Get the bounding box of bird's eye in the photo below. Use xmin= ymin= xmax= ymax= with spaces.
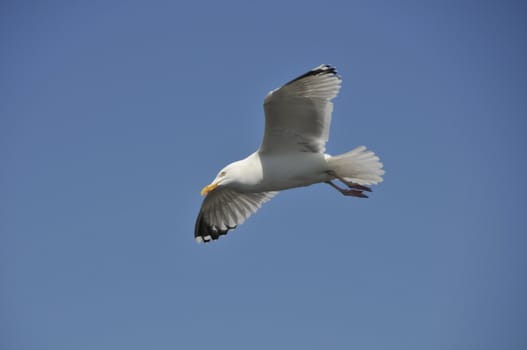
xmin=219 ymin=171 xmax=226 ymax=177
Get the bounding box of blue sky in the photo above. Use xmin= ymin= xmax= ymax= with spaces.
xmin=1 ymin=1 xmax=526 ymax=349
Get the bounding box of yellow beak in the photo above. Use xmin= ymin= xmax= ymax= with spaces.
xmin=201 ymin=182 xmax=218 ymax=196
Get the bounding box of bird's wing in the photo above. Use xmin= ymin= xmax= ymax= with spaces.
xmin=195 ymin=188 xmax=278 ymax=243
xmin=260 ymin=64 xmax=342 ymax=154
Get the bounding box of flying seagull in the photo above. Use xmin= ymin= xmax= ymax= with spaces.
xmin=195 ymin=64 xmax=384 ymax=243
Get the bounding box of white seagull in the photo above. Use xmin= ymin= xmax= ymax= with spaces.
xmin=195 ymin=64 xmax=384 ymax=243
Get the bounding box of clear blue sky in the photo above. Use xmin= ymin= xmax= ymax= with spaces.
xmin=2 ymin=1 xmax=526 ymax=349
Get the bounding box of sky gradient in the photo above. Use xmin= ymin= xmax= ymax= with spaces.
xmin=2 ymin=1 xmax=526 ymax=349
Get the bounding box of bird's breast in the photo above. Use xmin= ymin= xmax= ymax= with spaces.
xmin=253 ymin=152 xmax=330 ymax=192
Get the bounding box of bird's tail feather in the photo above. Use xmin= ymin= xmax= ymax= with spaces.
xmin=327 ymin=146 xmax=385 ymax=185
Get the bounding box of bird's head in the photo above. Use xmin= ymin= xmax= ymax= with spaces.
xmin=201 ymin=162 xmax=239 ymax=196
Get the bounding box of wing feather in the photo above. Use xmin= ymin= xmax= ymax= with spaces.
xmin=195 ymin=188 xmax=278 ymax=243
xmin=260 ymin=64 xmax=342 ymax=153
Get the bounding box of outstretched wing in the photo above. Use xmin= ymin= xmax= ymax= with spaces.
xmin=260 ymin=64 xmax=342 ymax=154
xmin=195 ymin=188 xmax=278 ymax=243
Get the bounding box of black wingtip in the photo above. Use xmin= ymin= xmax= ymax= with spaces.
xmin=285 ymin=64 xmax=340 ymax=86
xmin=313 ymin=64 xmax=337 ymax=75
xmin=194 ymin=211 xmax=235 ymax=243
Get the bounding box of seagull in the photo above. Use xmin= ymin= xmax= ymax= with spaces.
xmin=195 ymin=64 xmax=384 ymax=243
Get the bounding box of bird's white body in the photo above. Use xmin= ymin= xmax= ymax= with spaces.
xmin=195 ymin=65 xmax=385 ymax=243
xmin=225 ymin=151 xmax=331 ymax=193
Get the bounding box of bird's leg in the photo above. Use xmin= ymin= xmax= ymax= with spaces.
xmin=325 ymin=181 xmax=369 ymax=198
xmin=326 ymin=171 xmax=372 ymax=192
xmin=341 ymin=180 xmax=372 ymax=192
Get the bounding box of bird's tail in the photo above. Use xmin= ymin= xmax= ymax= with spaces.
xmin=327 ymin=146 xmax=385 ymax=185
